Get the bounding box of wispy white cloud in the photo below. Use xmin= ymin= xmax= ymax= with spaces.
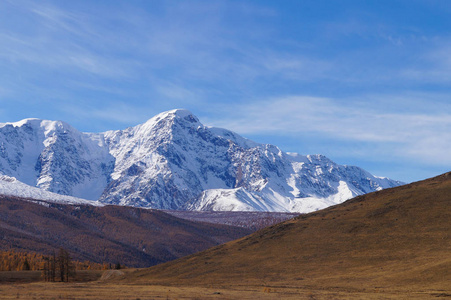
xmin=155 ymin=82 xmax=197 ymax=100
xmin=205 ymin=94 xmax=451 ymax=165
xmin=4 ymin=0 xmax=444 ymax=95
xmin=401 ymin=42 xmax=451 ymax=83
xmin=0 ymin=1 xmax=135 ymax=78
xmin=29 ymin=5 xmax=91 ymax=37
xmin=58 ymin=101 xmax=156 ymax=131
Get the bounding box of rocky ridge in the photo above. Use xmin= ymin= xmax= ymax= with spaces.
xmin=0 ymin=109 xmax=403 ymax=212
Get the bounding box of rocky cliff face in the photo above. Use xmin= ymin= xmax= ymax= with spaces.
xmin=0 ymin=109 xmax=403 ymax=212
xmin=0 ymin=119 xmax=113 ymax=200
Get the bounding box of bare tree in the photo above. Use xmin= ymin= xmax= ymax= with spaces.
xmin=51 ymin=251 xmax=56 ymax=282
xmin=42 ymin=251 xmax=57 ymax=282
xmin=43 ymin=256 xmax=49 ymax=281
xmin=57 ymin=248 xmax=74 ymax=282
xmin=42 ymin=248 xmax=74 ymax=282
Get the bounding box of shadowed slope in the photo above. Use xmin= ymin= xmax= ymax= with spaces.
xmin=127 ymin=172 xmax=451 ymax=292
xmin=0 ymin=196 xmax=251 ymax=267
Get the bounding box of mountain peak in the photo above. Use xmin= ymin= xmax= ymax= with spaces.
xmin=130 ymin=109 xmax=200 ymax=139
xmin=0 ymin=118 xmax=75 ymax=135
xmin=149 ymin=109 xmax=197 ymax=122
xmin=157 ymin=109 xmax=200 ymax=124
xmin=169 ymin=108 xmax=196 ymax=117
xmin=0 ymin=118 xmax=42 ymax=129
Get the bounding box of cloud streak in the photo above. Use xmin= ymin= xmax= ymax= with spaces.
xmin=206 ymin=94 xmax=451 ymax=166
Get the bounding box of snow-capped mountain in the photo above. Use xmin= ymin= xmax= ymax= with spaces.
xmin=0 ymin=109 xmax=403 ymax=212
xmin=0 ymin=119 xmax=113 ymax=200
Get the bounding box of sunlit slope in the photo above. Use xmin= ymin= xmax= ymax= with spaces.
xmin=128 ymin=172 xmax=451 ymax=291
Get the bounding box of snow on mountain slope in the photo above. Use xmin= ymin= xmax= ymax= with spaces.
xmin=190 ymin=188 xmax=271 ymax=212
xmin=0 ymin=175 xmax=102 ymax=206
xmin=97 ymin=109 xmax=267 ymax=209
xmin=96 ymin=109 xmax=403 ymax=212
xmin=0 ymin=119 xmax=114 ymax=200
xmin=0 ymin=109 xmax=404 ymax=212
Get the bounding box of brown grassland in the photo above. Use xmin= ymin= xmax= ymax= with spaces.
xmin=0 ymin=172 xmax=450 ymax=299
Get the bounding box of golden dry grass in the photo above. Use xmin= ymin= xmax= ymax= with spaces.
xmin=1 ymin=280 xmax=447 ymax=299
xmin=123 ymin=172 xmax=451 ymax=297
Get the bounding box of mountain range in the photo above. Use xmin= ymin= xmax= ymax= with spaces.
xmin=0 ymin=109 xmax=403 ymax=212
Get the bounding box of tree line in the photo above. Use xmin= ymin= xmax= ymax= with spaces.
xmin=0 ymin=248 xmax=115 ymax=274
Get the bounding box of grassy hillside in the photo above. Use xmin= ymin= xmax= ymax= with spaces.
xmin=127 ymin=172 xmax=451 ymax=293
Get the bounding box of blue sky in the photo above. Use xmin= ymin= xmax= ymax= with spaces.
xmin=0 ymin=0 xmax=450 ymax=183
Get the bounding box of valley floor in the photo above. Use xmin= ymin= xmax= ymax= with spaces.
xmin=0 ymin=275 xmax=449 ymax=300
